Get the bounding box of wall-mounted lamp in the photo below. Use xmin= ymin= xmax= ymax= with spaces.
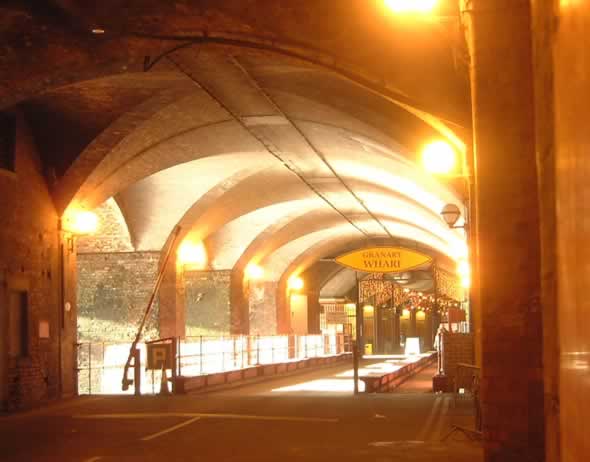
xmin=62 ymin=210 xmax=99 ymax=235
xmin=245 ymin=263 xmax=265 ymax=281
xmin=177 ymin=239 xmax=207 ymax=268
xmin=441 ymin=203 xmax=468 ymax=230
xmin=384 ymin=0 xmax=438 ymax=14
xmin=62 ymin=210 xmax=99 ymax=252
xmin=422 ymin=140 xmax=457 ymax=175
xmin=288 ymin=276 xmax=304 ymax=291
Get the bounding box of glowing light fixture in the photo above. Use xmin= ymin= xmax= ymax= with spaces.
xmin=288 ymin=276 xmax=304 ymax=291
xmin=421 ymin=140 xmax=457 ymax=175
xmin=401 ymin=308 xmax=411 ymax=320
xmin=63 ymin=210 xmax=99 ymax=235
xmin=177 ymin=240 xmax=207 ymax=267
xmin=461 ymin=274 xmax=471 ymax=289
xmin=245 ymin=263 xmax=265 ymax=280
xmin=384 ymin=0 xmax=438 ymax=14
xmin=363 ymin=305 xmax=374 ymax=315
xmin=416 ymin=310 xmax=426 ymax=321
xmin=457 ymin=259 xmax=470 ymax=278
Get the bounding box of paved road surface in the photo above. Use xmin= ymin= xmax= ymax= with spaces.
xmin=0 ymin=362 xmax=482 ymax=461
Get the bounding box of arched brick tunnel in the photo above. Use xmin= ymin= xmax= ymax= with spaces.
xmin=1 ymin=1 xmax=587 ymax=461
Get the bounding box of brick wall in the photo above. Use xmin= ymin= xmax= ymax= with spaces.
xmin=0 ymin=110 xmax=69 ymax=411
xmin=77 ymin=251 xmax=160 ymax=342
xmin=442 ymin=332 xmax=474 ymax=386
xmin=249 ymin=281 xmax=278 ymax=335
xmin=184 ymin=270 xmax=231 ymax=337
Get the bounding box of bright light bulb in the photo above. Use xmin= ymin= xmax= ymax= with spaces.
xmin=177 ymin=240 xmax=207 ymax=267
xmin=461 ymin=274 xmax=471 ymax=289
xmin=421 ymin=140 xmax=457 ymax=175
xmin=457 ymin=259 xmax=470 ymax=278
xmin=288 ymin=276 xmax=304 ymax=291
xmin=384 ymin=0 xmax=437 ymax=13
xmin=63 ymin=210 xmax=99 ymax=235
xmin=401 ymin=308 xmax=411 ymax=319
xmin=245 ymin=263 xmax=265 ymax=280
xmin=363 ymin=305 xmax=374 ymax=314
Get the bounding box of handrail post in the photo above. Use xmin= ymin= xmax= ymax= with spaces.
xmin=257 ymin=335 xmax=260 ymax=365
xmin=133 ymin=347 xmax=141 ymax=396
xmin=88 ymin=343 xmax=92 ymax=395
xmin=200 ymin=336 xmax=203 ymax=375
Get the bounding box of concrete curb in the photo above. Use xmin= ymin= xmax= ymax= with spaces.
xmin=361 ymin=353 xmax=438 ymax=393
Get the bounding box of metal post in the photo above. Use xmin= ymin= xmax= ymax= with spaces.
xmin=88 ymin=343 xmax=92 ymax=395
xmin=133 ymin=348 xmax=141 ymax=396
xmin=221 ymin=335 xmax=225 ymax=372
xmin=352 ymin=340 xmax=359 ymax=395
xmin=355 ymin=272 xmax=364 ymax=357
xmin=177 ymin=337 xmax=182 ymax=377
xmin=172 ymin=338 xmax=178 ymax=394
xmin=200 ymin=336 xmax=203 ymax=375
xmin=101 ymin=342 xmax=105 ymax=394
xmin=256 ymin=335 xmax=260 ymax=365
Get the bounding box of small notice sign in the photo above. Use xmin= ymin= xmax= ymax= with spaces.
xmin=335 ymin=247 xmax=432 ymax=273
xmin=146 ymin=341 xmax=174 ymax=370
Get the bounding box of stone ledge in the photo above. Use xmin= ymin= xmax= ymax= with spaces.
xmin=175 ymin=353 xmax=352 ymax=394
xmin=360 ymin=353 xmax=438 ymax=393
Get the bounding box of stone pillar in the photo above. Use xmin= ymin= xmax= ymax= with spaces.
xmin=463 ymin=1 xmax=544 ymax=460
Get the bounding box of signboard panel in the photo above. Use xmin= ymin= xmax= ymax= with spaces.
xmin=146 ymin=341 xmax=174 ymax=370
xmin=335 ymin=247 xmax=432 ymax=273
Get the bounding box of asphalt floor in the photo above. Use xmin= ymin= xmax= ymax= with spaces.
xmin=0 ymin=361 xmax=483 ymax=461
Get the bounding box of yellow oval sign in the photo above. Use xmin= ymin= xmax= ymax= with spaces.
xmin=335 ymin=247 xmax=432 ymax=273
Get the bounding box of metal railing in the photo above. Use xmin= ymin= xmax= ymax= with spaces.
xmin=77 ymin=333 xmax=351 ymax=395
xmin=454 ymin=363 xmax=482 ymax=432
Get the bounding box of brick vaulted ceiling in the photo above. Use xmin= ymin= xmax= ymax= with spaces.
xmin=2 ymin=0 xmax=469 ymax=287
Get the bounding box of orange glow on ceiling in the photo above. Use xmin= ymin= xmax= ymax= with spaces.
xmin=384 ymin=0 xmax=438 ymax=14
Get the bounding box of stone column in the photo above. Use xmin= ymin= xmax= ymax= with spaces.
xmin=463 ymin=1 xmax=544 ymax=460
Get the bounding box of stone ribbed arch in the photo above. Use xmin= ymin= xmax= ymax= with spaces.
xmin=53 ymin=79 xmax=196 ymax=213
xmin=50 ymin=44 xmax=466 ymax=216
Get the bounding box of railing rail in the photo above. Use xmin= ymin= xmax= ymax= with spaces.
xmin=76 ymin=333 xmax=351 ymax=395
xmin=454 ymin=362 xmax=482 ymax=432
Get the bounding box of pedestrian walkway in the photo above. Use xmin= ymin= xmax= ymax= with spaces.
xmin=394 ymin=363 xmax=438 ymax=394
xmin=0 ymin=355 xmax=482 ymax=461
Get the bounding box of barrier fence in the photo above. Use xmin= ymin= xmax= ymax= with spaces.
xmin=77 ymin=333 xmax=351 ymax=395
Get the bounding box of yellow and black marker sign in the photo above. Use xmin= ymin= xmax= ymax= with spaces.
xmin=335 ymin=247 xmax=432 ymax=273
